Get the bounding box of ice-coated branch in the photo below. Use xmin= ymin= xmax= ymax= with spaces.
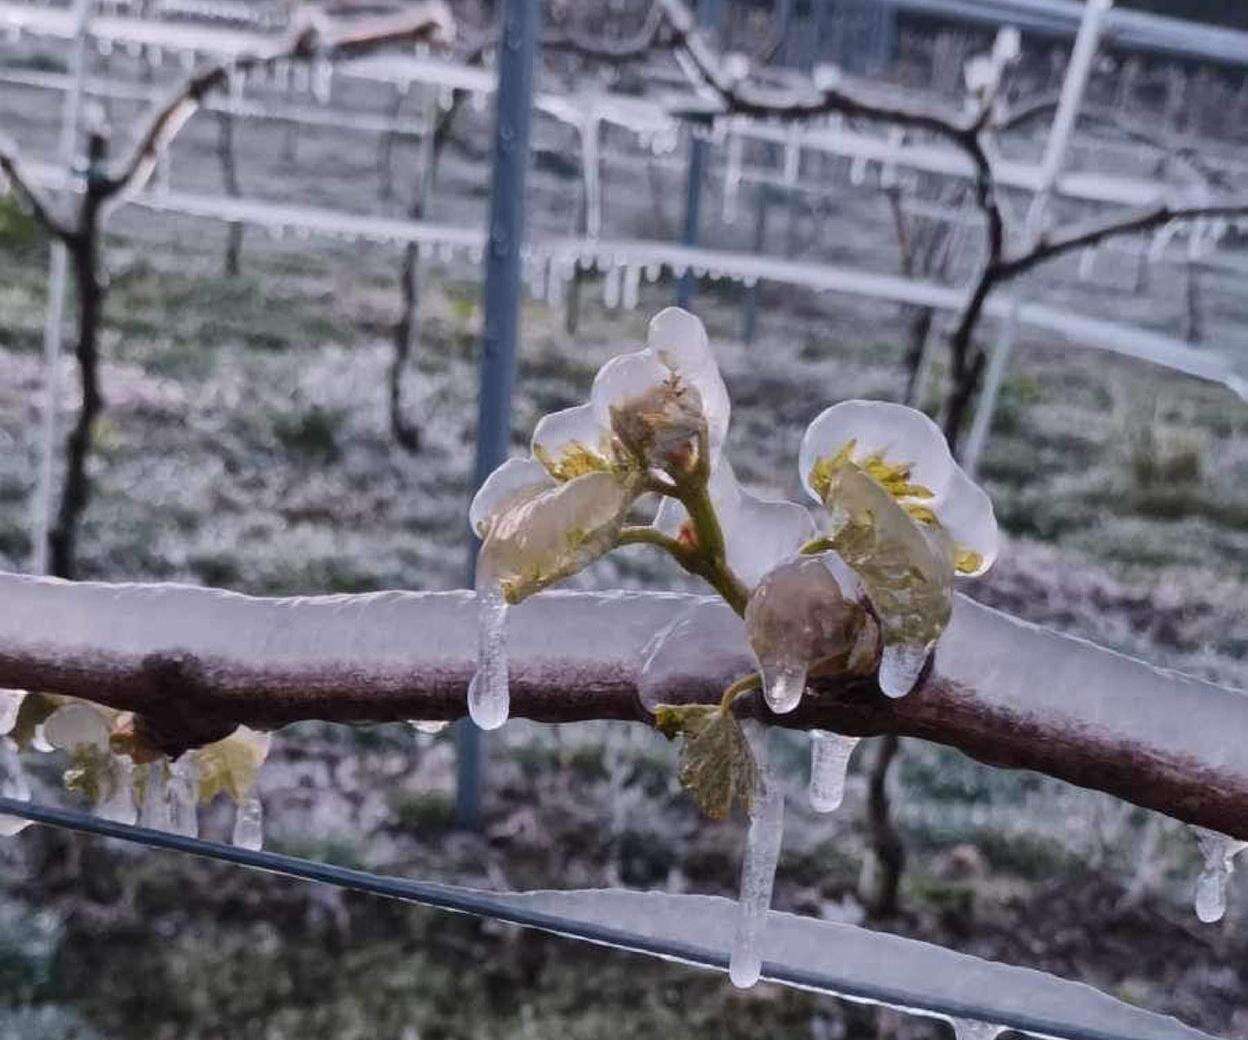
xmin=996 ymin=199 xmax=1248 ymax=282
xmin=2 ymin=572 xmax=1246 ymax=840
xmin=103 ymin=3 xmax=454 ymax=199
xmin=0 ymin=131 xmax=72 ymax=240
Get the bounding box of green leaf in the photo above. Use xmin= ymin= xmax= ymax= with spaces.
xmin=677 ymin=708 xmax=758 ymax=821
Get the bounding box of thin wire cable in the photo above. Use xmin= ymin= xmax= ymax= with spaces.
xmin=0 ymin=796 xmax=1199 ymax=1040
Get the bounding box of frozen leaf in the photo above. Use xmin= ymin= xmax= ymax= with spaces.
xmin=677 ymin=708 xmax=759 ymax=821
xmin=195 ymin=726 xmax=272 ymax=804
xmin=478 ymin=470 xmax=640 ymax=604
xmin=824 ymin=465 xmax=954 ymax=697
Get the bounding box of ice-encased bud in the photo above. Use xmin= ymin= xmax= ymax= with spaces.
xmin=645 ymin=307 xmax=730 ymax=458
xmin=654 ymin=460 xmax=815 ymax=590
xmin=44 ymin=702 xmax=110 ymax=752
xmin=808 ymin=730 xmax=860 ymax=813
xmin=729 ymin=721 xmax=784 ymax=988
xmin=468 ymin=576 xmax=510 ymax=731
xmin=638 ymin=602 xmax=754 ymax=715
xmin=599 ymin=361 xmax=708 ymax=478
xmin=232 ymin=794 xmax=264 ymax=850
xmin=477 ymin=470 xmax=638 ymax=604
xmin=745 ymin=556 xmax=868 ymax=714
xmin=820 ymin=465 xmax=953 ymax=698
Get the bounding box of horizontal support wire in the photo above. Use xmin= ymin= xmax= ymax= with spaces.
xmin=0 ymin=796 xmax=1215 ymax=1040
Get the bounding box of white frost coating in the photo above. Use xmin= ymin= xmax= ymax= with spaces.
xmin=879 ymin=643 xmax=929 ymax=700
xmin=0 ymin=739 xmax=31 ymax=837
xmin=232 ymin=794 xmax=264 ymax=851
xmin=167 ymin=755 xmax=199 ymax=837
xmin=468 ymin=578 xmax=509 ymax=731
xmin=506 ymin=887 xmax=1218 ymax=1040
xmin=809 ymin=731 xmax=860 ymax=813
xmin=1191 ymin=827 xmax=1247 ymax=924
xmin=140 ymin=761 xmax=172 ymax=832
xmin=730 ymin=723 xmax=784 ymax=989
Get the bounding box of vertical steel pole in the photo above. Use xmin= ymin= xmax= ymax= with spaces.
xmin=30 ymin=0 xmax=93 ymax=575
xmin=676 ymin=0 xmax=719 ymax=309
xmin=457 ymin=0 xmax=540 ymax=831
xmin=961 ymin=0 xmax=1111 ymax=478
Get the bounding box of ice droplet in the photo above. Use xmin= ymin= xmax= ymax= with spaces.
xmin=879 ymin=642 xmax=929 ymax=698
xmin=140 ymin=761 xmax=173 ymax=831
xmin=761 ymin=662 xmax=806 ymax=715
xmin=1192 ymin=827 xmax=1247 ymax=923
xmin=167 ymin=755 xmax=199 ymax=838
xmin=0 ymin=738 xmax=31 ymax=837
xmin=808 ymin=731 xmax=860 ymax=813
xmin=730 ymin=723 xmax=784 ymax=989
xmin=949 ymin=1019 xmax=1004 ymax=1040
xmin=468 ymin=578 xmax=510 ymax=731
xmin=232 ymin=795 xmax=264 ymax=851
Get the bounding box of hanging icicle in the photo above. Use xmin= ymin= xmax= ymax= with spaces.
xmin=808 ymin=731 xmax=860 ymax=813
xmin=232 ymin=794 xmax=264 ymax=850
xmin=1192 ymin=826 xmax=1247 ymax=923
xmin=468 ymin=575 xmax=510 ymax=731
xmin=729 ymin=723 xmax=784 ymax=989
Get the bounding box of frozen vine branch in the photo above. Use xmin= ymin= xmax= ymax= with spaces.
xmin=2 ymin=572 xmax=1246 ymax=842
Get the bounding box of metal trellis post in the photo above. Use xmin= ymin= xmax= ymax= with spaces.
xmin=960 ymin=0 xmax=1112 ymax=479
xmin=458 ymin=0 xmax=541 ymax=831
xmin=30 ymin=0 xmax=93 ymax=575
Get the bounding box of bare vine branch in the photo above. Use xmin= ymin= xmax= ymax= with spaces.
xmin=0 ymin=132 xmax=72 ymax=240
xmin=103 ymin=3 xmax=454 ymax=200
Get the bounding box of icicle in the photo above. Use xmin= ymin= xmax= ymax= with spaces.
xmin=622 ymin=265 xmax=641 ymax=310
xmin=1192 ymin=827 xmax=1247 ymax=923
xmin=603 ymin=264 xmax=622 ymax=309
xmin=948 ymin=1019 xmax=1005 ymax=1040
xmin=468 ymin=577 xmax=510 ymax=730
xmin=167 ymin=755 xmax=198 ymax=837
xmin=139 ymin=760 xmax=173 ymax=831
xmin=849 ymin=155 xmax=868 ymax=186
xmin=808 ymin=731 xmax=860 ymax=813
xmin=0 ymin=738 xmax=31 ymax=837
xmin=730 ymin=723 xmax=784 ymax=989
xmin=723 ymin=133 xmax=743 ymax=223
xmin=879 ymin=642 xmax=930 ymax=699
xmin=1077 ymin=244 xmax=1098 ymax=281
xmin=644 ymin=262 xmax=662 ymax=283
xmin=232 ymin=795 xmax=264 ymax=851
xmin=408 ymin=720 xmax=448 ymax=735
xmin=95 ymin=757 xmax=136 ymax=825
xmin=760 ymin=661 xmax=806 ymax=715
xmin=312 ymin=61 xmax=333 ymax=105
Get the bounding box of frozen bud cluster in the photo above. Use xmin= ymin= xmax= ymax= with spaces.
xmin=744 ymin=556 xmax=871 ymax=714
